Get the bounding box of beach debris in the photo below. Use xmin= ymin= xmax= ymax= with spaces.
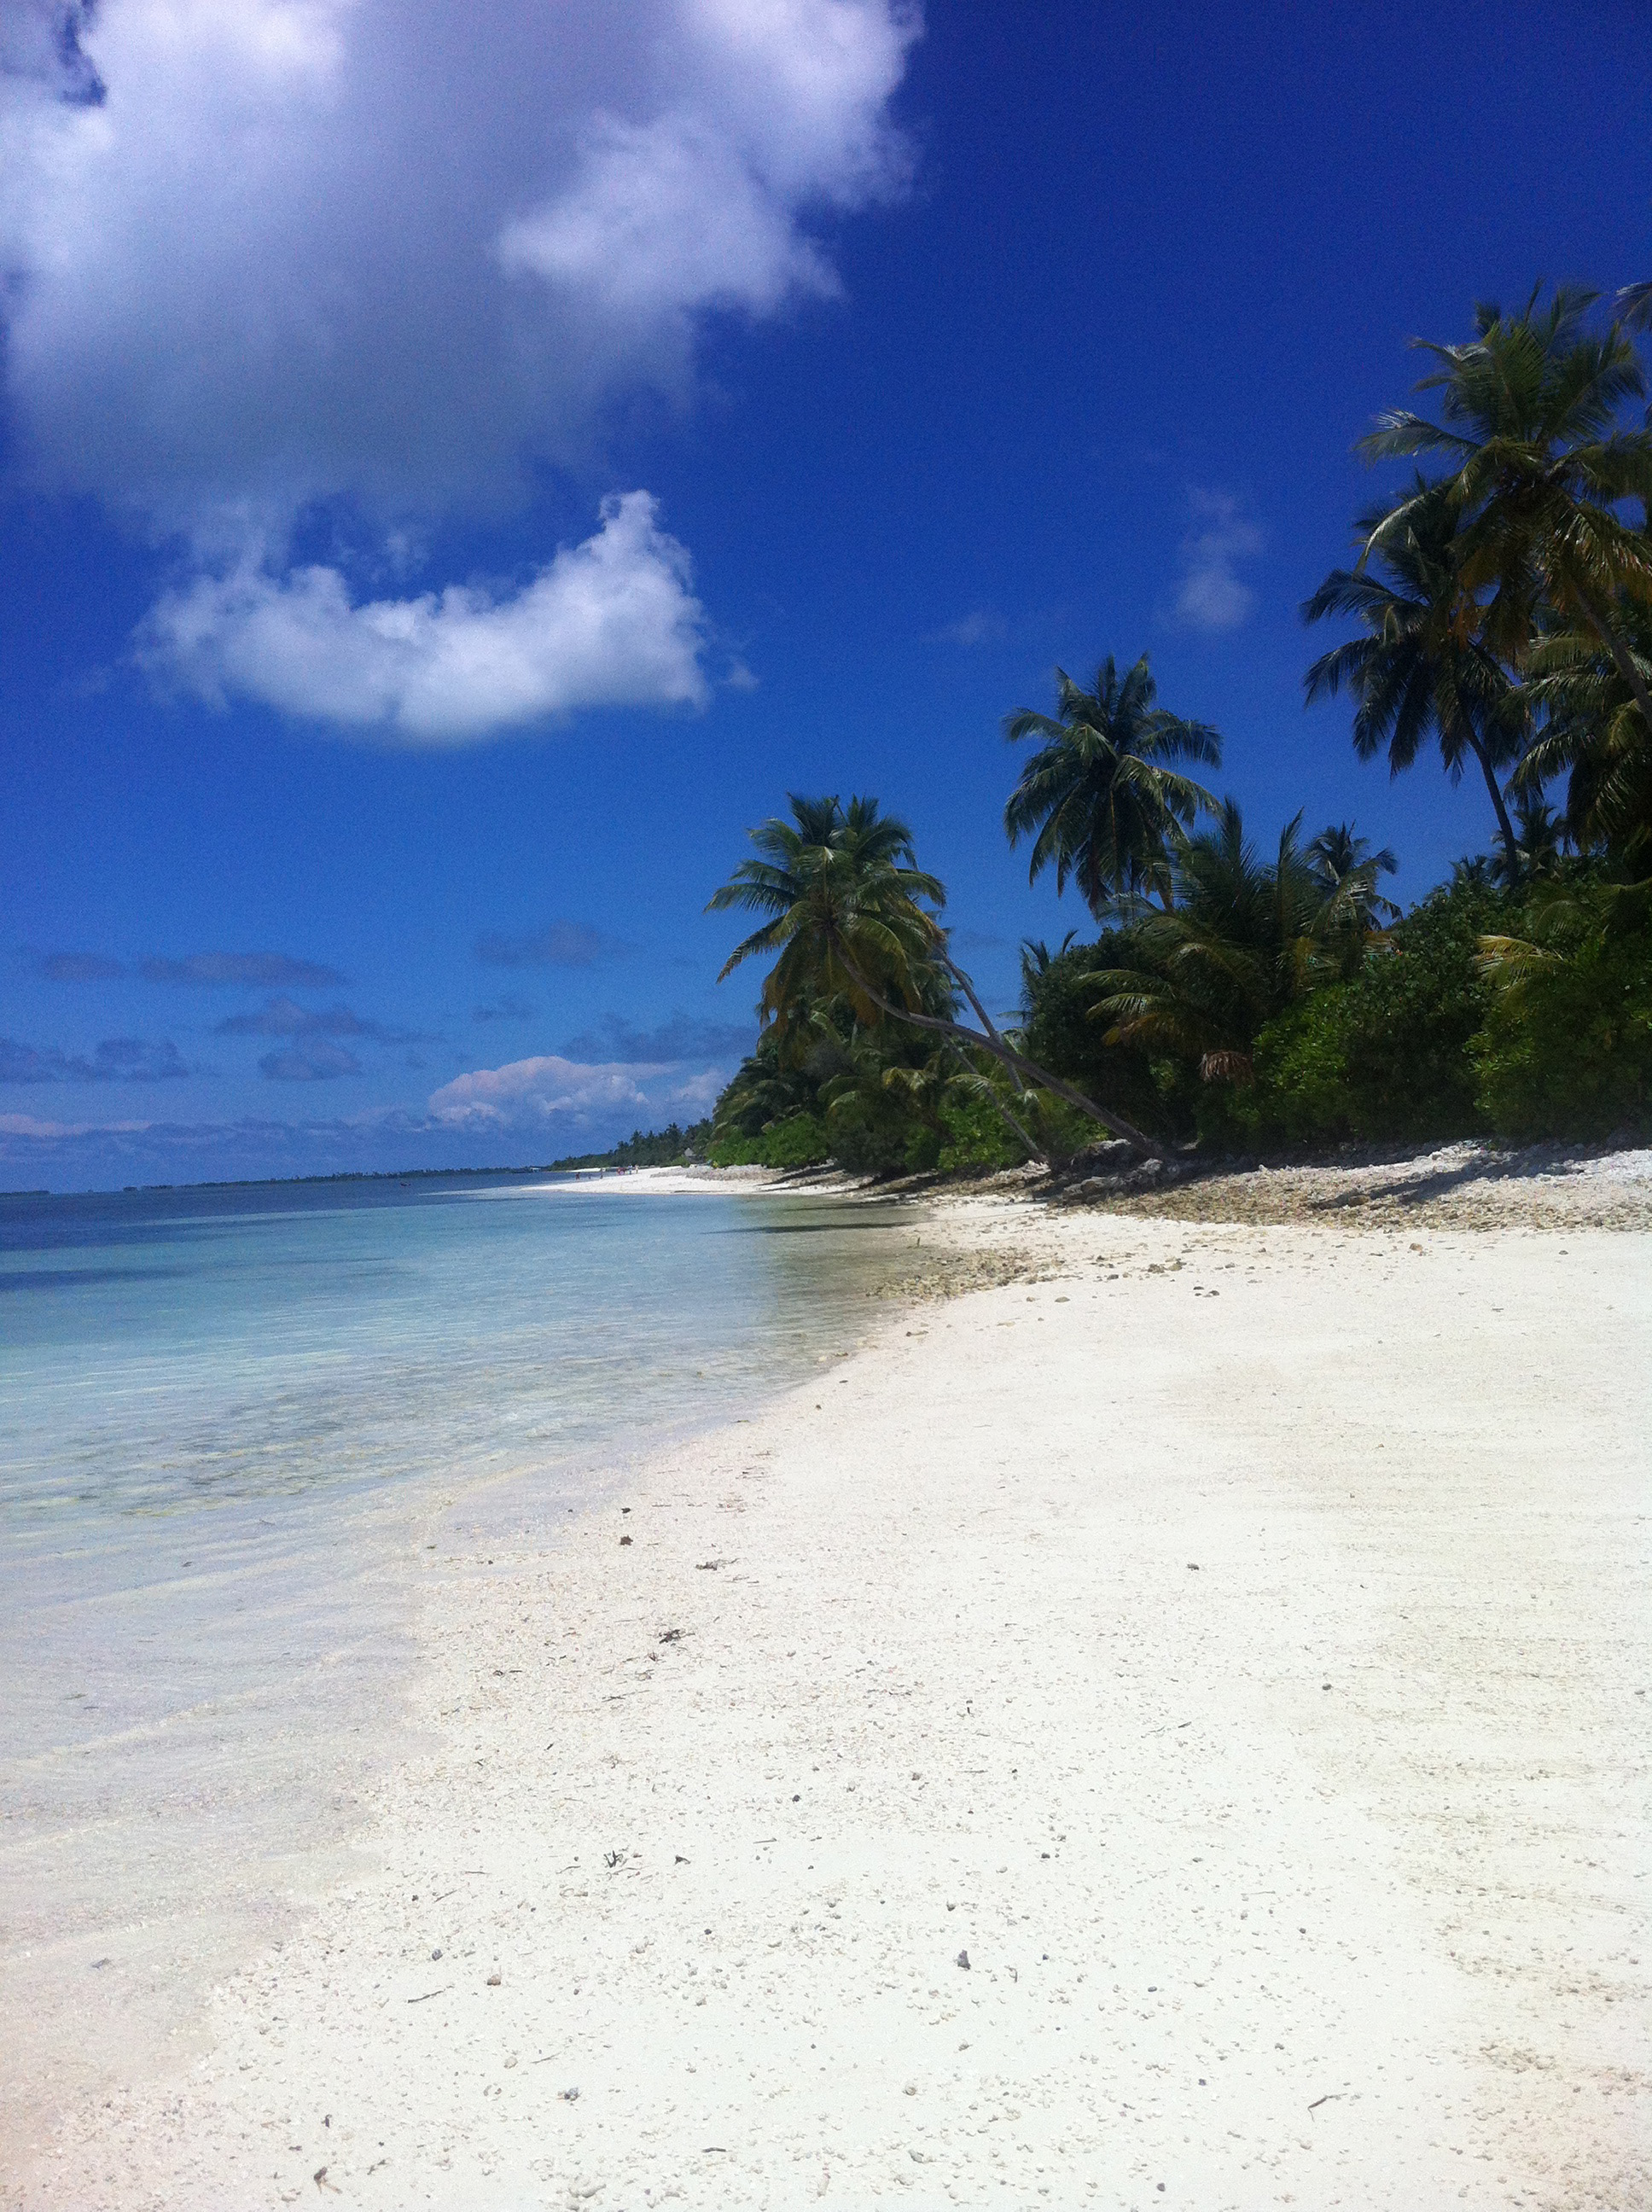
xmin=312 ymin=2166 xmax=338 ymax=2192
xmin=558 ymin=2086 xmax=580 ymax=2102
xmin=695 ymin=1559 xmax=727 ymax=1571
xmin=619 ymin=1534 xmax=632 ymax=1546
xmin=430 ymin=1947 xmax=443 ymax=1960
xmin=1187 ymin=1562 xmax=1200 ymax=1570
xmin=407 ymin=1985 xmax=452 ymax=2004
xmin=90 ymin=1957 xmax=111 ymax=1970
xmin=956 ymin=1949 xmax=970 ymax=1970
xmin=675 ymin=1854 xmax=689 ymax=1864
xmin=604 ymin=1849 xmax=625 ymax=1868
xmin=486 ymin=1972 xmax=502 ymax=1986
xmin=659 ymin=1627 xmax=685 ymax=1644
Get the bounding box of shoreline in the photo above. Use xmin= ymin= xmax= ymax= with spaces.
xmin=12 ymin=1191 xmax=1650 ymax=2208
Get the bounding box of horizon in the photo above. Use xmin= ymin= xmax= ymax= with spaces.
xmin=4 ymin=0 xmax=1649 ymax=1191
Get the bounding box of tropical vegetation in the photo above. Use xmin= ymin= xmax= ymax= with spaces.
xmin=707 ymin=282 xmax=1652 ymax=1173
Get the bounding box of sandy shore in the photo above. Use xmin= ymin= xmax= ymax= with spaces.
xmin=11 ymin=1190 xmax=1650 ymax=2209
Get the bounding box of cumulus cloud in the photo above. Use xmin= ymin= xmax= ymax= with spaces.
xmin=0 ymin=1034 xmax=189 ymax=1083
xmin=1 ymin=0 xmax=917 ymax=522
xmin=138 ymin=951 xmax=346 ymax=987
xmin=475 ymin=920 xmax=617 ymax=969
xmin=138 ymin=494 xmax=710 ymax=740
xmin=1172 ymin=491 xmax=1264 ymax=633
xmin=429 ymin=1052 xmax=721 ymax=1132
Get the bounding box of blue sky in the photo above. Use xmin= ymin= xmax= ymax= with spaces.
xmin=3 ymin=0 xmax=1649 ymax=1190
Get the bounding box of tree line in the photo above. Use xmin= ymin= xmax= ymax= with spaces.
xmin=707 ymin=284 xmax=1652 ymax=1173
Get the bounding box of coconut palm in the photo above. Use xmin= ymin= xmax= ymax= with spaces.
xmin=1089 ymin=804 xmax=1388 ymax=1084
xmin=1358 ymin=286 xmax=1652 ymax=733
xmin=709 ymin=794 xmax=947 ymax=1041
xmin=1620 ymin=280 xmax=1652 ymax=334
xmin=1491 ymin=793 xmax=1566 ymax=888
xmin=1304 ymin=479 xmax=1526 ymax=871
xmin=1520 ymin=599 xmax=1652 ymax=868
xmin=710 ymin=793 xmax=1167 ymax=1155
xmin=1307 ymin=822 xmax=1400 ymax=921
xmin=1003 ymin=655 xmax=1221 ymax=915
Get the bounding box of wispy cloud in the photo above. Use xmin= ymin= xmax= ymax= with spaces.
xmin=26 ymin=952 xmax=126 ymax=982
xmin=557 ymin=1012 xmax=753 ymax=1064
xmin=475 ymin=921 xmax=619 ymax=969
xmin=259 ymin=1042 xmax=363 ymax=1083
xmin=1172 ymin=491 xmax=1264 ymax=633
xmin=0 ymin=1036 xmax=189 ymax=1084
xmin=25 ymin=949 xmax=346 ymax=987
xmin=471 ymin=996 xmax=536 ymax=1025
xmin=215 ymin=995 xmax=419 ymax=1043
xmin=923 ymin=608 xmax=1008 ymax=648
xmin=139 ymin=952 xmax=346 ymax=988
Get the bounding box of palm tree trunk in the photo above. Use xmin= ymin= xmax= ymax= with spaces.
xmin=939 ymin=953 xmax=1031 ymax=1091
xmin=1469 ymin=733 xmax=1520 ymax=878
xmin=943 ymin=1042 xmax=1045 ymax=1164
xmin=1571 ymin=586 xmax=1652 ymax=742
xmin=837 ymin=948 xmax=1169 ymax=1161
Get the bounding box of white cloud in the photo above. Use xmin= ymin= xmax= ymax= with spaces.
xmin=429 ymin=1052 xmax=724 ymax=1132
xmin=1172 ymin=491 xmax=1264 ymax=633
xmin=0 ymin=0 xmax=918 ymax=522
xmin=923 ymin=607 xmax=1006 ymax=647
xmin=2 ymin=1 xmax=916 ymax=735
xmin=137 ymin=492 xmax=709 ymax=740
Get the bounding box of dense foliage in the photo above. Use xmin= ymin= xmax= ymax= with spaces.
xmin=707 ymin=283 xmax=1652 ymax=1173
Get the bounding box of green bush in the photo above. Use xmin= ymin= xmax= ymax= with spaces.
xmin=935 ymin=1088 xmax=1026 ymax=1173
xmin=1473 ymin=896 xmax=1652 ymax=1139
xmin=1020 ymin=938 xmax=1190 ymax=1140
xmin=1243 ymin=880 xmax=1511 ymax=1144
xmin=707 ymin=1112 xmax=831 ymax=1168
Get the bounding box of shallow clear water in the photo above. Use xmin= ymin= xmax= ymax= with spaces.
xmin=0 ymin=1172 xmax=923 ymax=2139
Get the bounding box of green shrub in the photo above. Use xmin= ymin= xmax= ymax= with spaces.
xmin=1243 ymin=879 xmax=1511 ymax=1144
xmin=1473 ymin=896 xmax=1652 ymax=1138
xmin=934 ymin=1088 xmax=1026 ymax=1173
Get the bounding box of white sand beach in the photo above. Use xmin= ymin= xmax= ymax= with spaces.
xmin=11 ymin=1185 xmax=1650 ymax=2209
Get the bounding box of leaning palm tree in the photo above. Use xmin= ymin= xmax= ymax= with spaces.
xmin=1358 ymin=286 xmax=1652 ymax=733
xmin=709 ymin=793 xmax=1167 ymax=1155
xmin=1003 ymin=655 xmax=1221 ymax=915
xmin=1304 ymin=479 xmax=1526 ymax=872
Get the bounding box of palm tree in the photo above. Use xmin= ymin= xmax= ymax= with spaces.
xmin=1521 ymin=599 xmax=1652 ymax=869
xmin=1003 ymin=655 xmax=1221 ymax=915
xmin=708 ymin=794 xmax=946 ymax=1039
xmin=1304 ymin=479 xmax=1525 ymax=872
xmin=1306 ymin=822 xmax=1400 ymax=922
xmin=1491 ymin=793 xmax=1565 ymax=888
xmin=709 ymin=793 xmax=1167 ymax=1155
xmin=1358 ymin=286 xmax=1652 ymax=735
xmin=1619 ymin=280 xmax=1652 ymax=333
xmin=1089 ymin=804 xmax=1388 ymax=1083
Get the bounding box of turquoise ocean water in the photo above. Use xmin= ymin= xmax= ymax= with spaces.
xmin=0 ymin=1172 xmax=921 ymax=2138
